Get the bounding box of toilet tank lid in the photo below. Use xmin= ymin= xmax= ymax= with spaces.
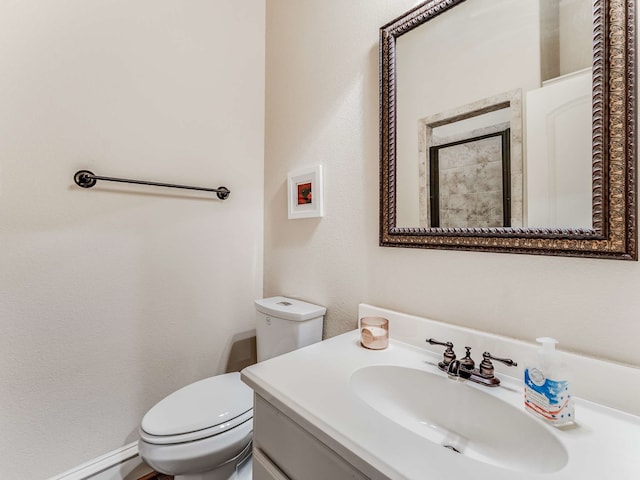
xmin=255 ymin=296 xmax=326 ymax=321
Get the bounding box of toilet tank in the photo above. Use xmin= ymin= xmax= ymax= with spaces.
xmin=255 ymin=296 xmax=326 ymax=362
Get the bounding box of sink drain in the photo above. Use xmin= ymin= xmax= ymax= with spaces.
xmin=443 ymin=444 xmax=461 ymax=454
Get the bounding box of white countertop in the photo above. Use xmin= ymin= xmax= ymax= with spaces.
xmin=241 ymin=330 xmax=640 ymax=480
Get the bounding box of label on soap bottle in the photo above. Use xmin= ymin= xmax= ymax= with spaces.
xmin=524 ymin=368 xmax=574 ymax=425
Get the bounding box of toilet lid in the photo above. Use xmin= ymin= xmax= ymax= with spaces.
xmin=141 ymin=372 xmax=253 ymax=438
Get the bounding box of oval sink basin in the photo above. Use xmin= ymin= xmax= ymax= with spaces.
xmin=350 ymin=365 xmax=568 ymax=474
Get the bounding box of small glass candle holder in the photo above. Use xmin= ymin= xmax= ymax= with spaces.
xmin=360 ymin=317 xmax=389 ymax=350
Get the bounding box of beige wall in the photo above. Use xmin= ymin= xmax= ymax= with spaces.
xmin=541 ymin=0 xmax=593 ymax=79
xmin=559 ymin=0 xmax=593 ymax=75
xmin=0 ymin=1 xmax=265 ymax=478
xmin=264 ymin=0 xmax=640 ymax=368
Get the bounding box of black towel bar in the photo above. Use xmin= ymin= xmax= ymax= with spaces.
xmin=73 ymin=170 xmax=230 ymax=200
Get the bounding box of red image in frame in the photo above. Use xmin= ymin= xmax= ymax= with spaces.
xmin=297 ymin=182 xmax=312 ymax=205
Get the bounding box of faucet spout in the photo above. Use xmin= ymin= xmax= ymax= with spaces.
xmin=446 ymin=359 xmax=461 ymax=377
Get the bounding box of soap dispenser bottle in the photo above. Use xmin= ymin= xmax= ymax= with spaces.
xmin=524 ymin=337 xmax=574 ymax=426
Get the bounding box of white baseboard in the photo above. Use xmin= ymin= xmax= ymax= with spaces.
xmin=48 ymin=442 xmax=151 ymax=480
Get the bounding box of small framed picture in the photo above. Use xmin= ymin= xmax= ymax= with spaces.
xmin=287 ymin=165 xmax=324 ymax=219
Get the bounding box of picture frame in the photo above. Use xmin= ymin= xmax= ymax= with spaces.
xmin=287 ymin=165 xmax=324 ymax=219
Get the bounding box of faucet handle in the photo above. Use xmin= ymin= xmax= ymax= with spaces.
xmin=426 ymin=338 xmax=456 ymax=368
xmin=479 ymin=352 xmax=518 ymax=377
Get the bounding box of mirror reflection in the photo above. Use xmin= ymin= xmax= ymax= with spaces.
xmin=394 ymin=0 xmax=593 ymax=229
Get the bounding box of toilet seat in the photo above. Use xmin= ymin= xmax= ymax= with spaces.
xmin=140 ymin=372 xmax=253 ymax=445
xmin=138 ymin=415 xmax=253 ymax=476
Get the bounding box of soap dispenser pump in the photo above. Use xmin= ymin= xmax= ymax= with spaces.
xmin=524 ymin=337 xmax=574 ymax=426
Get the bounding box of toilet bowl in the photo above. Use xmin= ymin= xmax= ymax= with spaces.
xmin=138 ymin=372 xmax=253 ymax=480
xmin=137 ymin=297 xmax=326 ymax=479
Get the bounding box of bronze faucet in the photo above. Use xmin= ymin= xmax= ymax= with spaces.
xmin=426 ymin=338 xmax=517 ymax=387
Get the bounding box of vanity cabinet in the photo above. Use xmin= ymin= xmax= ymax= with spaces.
xmin=252 ymin=394 xmax=368 ymax=480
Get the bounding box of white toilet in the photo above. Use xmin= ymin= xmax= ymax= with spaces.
xmin=138 ymin=296 xmax=326 ymax=480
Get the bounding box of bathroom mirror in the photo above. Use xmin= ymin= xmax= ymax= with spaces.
xmin=380 ymin=0 xmax=637 ymax=259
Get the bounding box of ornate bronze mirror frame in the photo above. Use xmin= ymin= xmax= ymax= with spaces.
xmin=380 ymin=0 xmax=637 ymax=259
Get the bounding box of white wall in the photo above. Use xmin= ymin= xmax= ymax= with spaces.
xmin=264 ymin=0 xmax=640 ymax=368
xmin=0 ymin=1 xmax=265 ymax=478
